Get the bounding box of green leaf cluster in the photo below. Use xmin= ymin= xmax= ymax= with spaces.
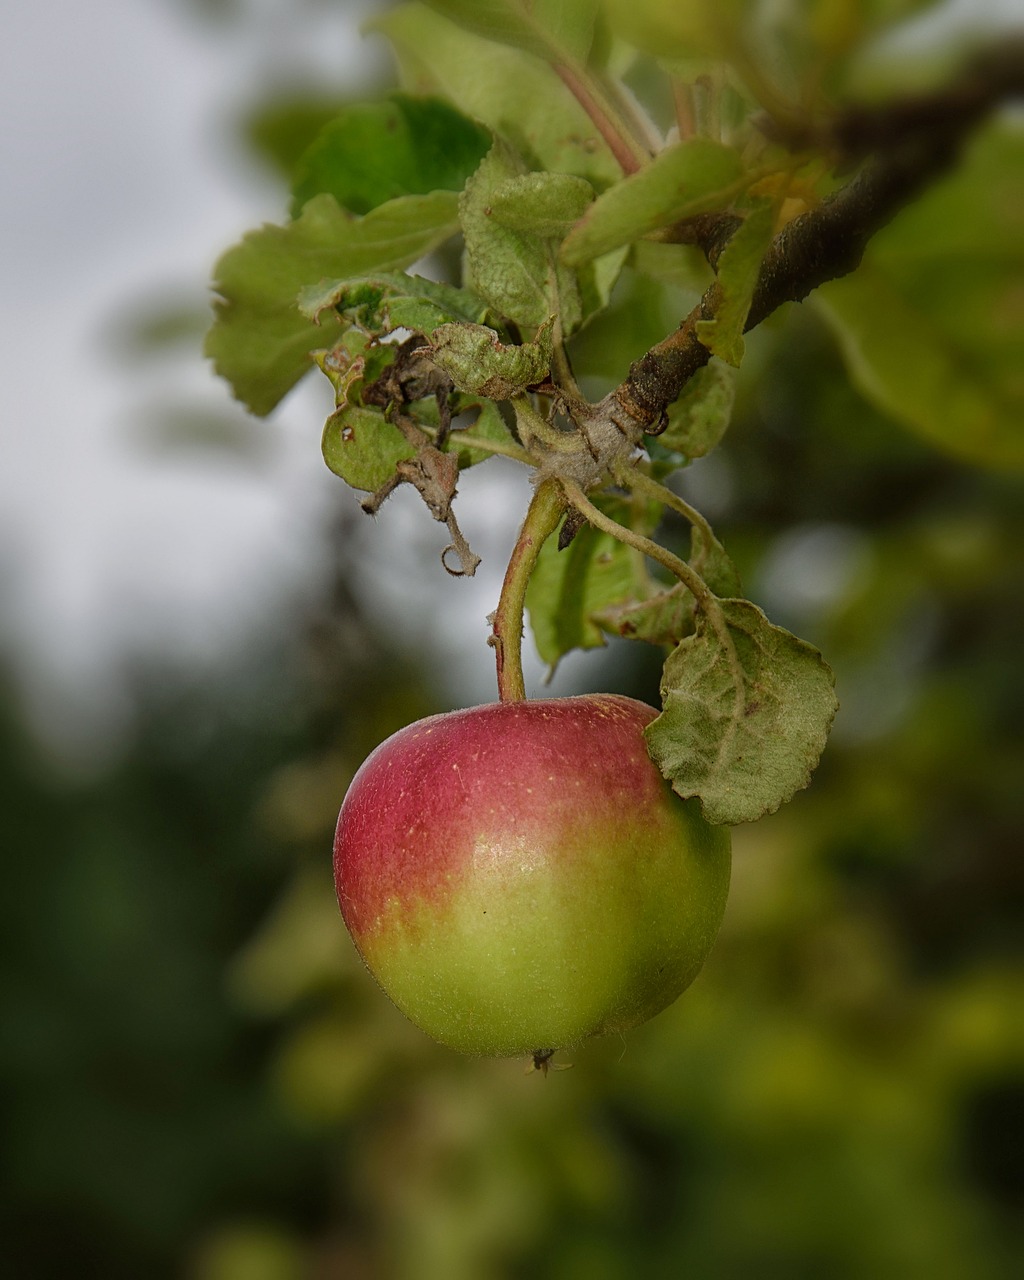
xmin=205 ymin=192 xmax=460 ymax=415
xmin=298 ymin=273 xmax=490 ymax=332
xmin=206 ymin=0 xmax=1023 ymax=830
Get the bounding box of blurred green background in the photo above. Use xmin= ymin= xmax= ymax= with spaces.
xmin=2 ymin=2 xmax=1021 ymax=1277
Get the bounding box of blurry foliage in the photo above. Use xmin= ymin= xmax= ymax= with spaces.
xmin=4 ymin=314 xmax=1021 ymax=1277
xmin=4 ymin=0 xmax=1022 ymax=1277
xmin=245 ymin=95 xmax=356 ymax=184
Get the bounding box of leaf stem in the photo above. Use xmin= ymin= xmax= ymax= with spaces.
xmin=672 ymin=79 xmax=697 ymax=141
xmin=491 ymin=479 xmax=566 ymax=702
xmin=560 ymin=479 xmax=748 ymax=713
xmin=618 ymin=465 xmax=719 ymax=559
xmin=553 ymin=63 xmax=648 ymax=175
xmin=426 ymin=425 xmax=534 ymax=466
xmin=559 ymin=480 xmax=710 ymax=606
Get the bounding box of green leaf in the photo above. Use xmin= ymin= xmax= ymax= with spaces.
xmin=567 ymin=266 xmax=698 ymax=391
xmin=430 ymin=321 xmax=552 ymax=398
xmin=298 ymin=273 xmax=490 ymax=333
xmin=561 ymin=140 xmax=747 ymax=267
xmin=321 ymin=405 xmax=415 ymax=492
xmin=370 ymin=5 xmax=620 ymax=184
xmin=631 ymin=239 xmax=714 ymax=294
xmin=593 ymin=584 xmax=695 ymax=646
xmin=447 ymin=400 xmax=516 ymax=467
xmin=244 ymin=95 xmax=351 ymax=179
xmin=603 ymin=0 xmax=720 ymax=58
xmin=290 ymin=94 xmax=491 ymax=216
xmin=421 ymin=0 xmax=599 ymax=64
xmin=645 ymin=598 xmax=838 ymax=825
xmin=526 ymin=495 xmax=658 ymax=671
xmin=489 ymin=172 xmax=595 ymax=239
xmin=695 ymin=201 xmax=775 ymax=365
xmin=817 ymin=269 xmax=1024 ymax=470
xmin=814 ymin=126 xmax=1024 ymax=470
xmin=689 ymin=524 xmax=741 ymax=598
xmin=461 ymin=142 xmax=582 ymax=330
xmin=592 ymin=521 xmax=739 ymax=646
xmin=578 ymin=245 xmax=631 ymax=329
xmin=486 ymin=169 xmax=622 ymax=329
xmin=658 ymin=359 xmax=738 ymax=458
xmin=205 ymin=191 xmax=460 ymax=416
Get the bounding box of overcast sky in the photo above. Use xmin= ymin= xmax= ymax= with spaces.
xmin=1 ymin=0 xmax=1018 ymax=754
xmin=0 ymin=0 xmax=534 ymax=750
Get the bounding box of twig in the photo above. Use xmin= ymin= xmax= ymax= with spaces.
xmin=610 ymin=40 xmax=1024 ymax=428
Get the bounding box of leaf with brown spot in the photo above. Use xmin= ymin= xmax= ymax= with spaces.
xmin=645 ymin=598 xmax=838 ymax=825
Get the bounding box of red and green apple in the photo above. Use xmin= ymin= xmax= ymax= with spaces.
xmin=334 ymin=694 xmax=731 ymax=1057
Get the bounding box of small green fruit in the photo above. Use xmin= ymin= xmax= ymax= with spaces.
xmin=334 ymin=694 xmax=730 ymax=1057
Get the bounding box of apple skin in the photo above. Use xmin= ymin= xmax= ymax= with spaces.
xmin=333 ymin=694 xmax=731 ymax=1057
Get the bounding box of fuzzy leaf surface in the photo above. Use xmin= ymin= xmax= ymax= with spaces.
xmin=645 ymin=598 xmax=838 ymax=825
xmin=206 ymin=192 xmax=460 ymax=415
xmin=561 ymin=140 xmax=746 ymax=267
xmin=593 ymin=585 xmax=695 ymax=646
xmin=430 ymin=322 xmax=551 ymax=398
xmin=299 ymin=273 xmax=489 ymax=332
xmin=290 ymin=95 xmax=490 ymax=216
xmin=461 ymin=143 xmax=582 ymax=330
xmin=485 ymin=172 xmax=623 ymax=330
xmin=688 ymin=524 xmax=741 ymax=598
xmin=489 ymin=172 xmax=595 ymax=239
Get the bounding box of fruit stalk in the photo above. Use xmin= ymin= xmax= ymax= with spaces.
xmin=490 ymin=479 xmax=566 ymax=702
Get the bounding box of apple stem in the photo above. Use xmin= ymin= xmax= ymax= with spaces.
xmin=491 ymin=479 xmax=566 ymax=702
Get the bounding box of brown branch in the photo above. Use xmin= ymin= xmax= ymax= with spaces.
xmin=766 ymin=37 xmax=1024 ymax=162
xmin=611 ymin=39 xmax=1024 ymax=429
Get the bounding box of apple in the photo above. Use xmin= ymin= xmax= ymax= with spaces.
xmin=333 ymin=694 xmax=731 ymax=1057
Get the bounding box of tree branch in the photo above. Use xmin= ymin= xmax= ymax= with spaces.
xmin=610 ymin=39 xmax=1024 ymax=429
